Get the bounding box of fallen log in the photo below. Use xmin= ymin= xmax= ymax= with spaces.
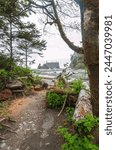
xmin=73 ymin=82 xmax=92 ymax=121
xmin=48 ymin=88 xmax=78 ymax=107
xmin=49 ymin=88 xmax=77 ymax=95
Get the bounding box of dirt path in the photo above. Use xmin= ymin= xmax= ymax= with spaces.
xmin=0 ymin=91 xmax=65 ymax=150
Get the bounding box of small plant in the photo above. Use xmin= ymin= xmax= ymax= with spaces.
xmin=32 ymin=76 xmax=42 ymax=86
xmin=57 ymin=127 xmax=98 ymax=150
xmin=19 ymin=77 xmax=33 ymax=88
xmin=70 ymin=79 xmax=84 ymax=94
xmin=0 ymin=102 xmax=4 ymax=108
xmin=74 ymin=114 xmax=99 ymax=134
xmin=46 ymin=91 xmax=66 ymax=108
xmin=10 ymin=66 xmax=32 ymax=79
xmin=56 ymin=76 xmax=66 ymax=89
xmin=0 ymin=69 xmax=9 ymax=90
xmin=65 ymin=107 xmax=75 ymax=122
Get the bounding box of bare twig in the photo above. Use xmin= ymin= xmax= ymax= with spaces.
xmin=0 ymin=118 xmax=6 ymax=123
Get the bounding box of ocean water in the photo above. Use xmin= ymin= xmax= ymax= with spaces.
xmin=33 ymin=68 xmax=88 ymax=85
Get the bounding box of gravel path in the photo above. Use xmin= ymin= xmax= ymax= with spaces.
xmin=0 ymin=91 xmax=64 ymax=150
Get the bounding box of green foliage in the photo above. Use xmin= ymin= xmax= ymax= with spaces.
xmin=70 ymin=53 xmax=85 ymax=69
xmin=32 ymin=76 xmax=42 ymax=85
xmin=0 ymin=54 xmax=15 ymax=70
xmin=57 ymin=127 xmax=98 ymax=150
xmin=46 ymin=92 xmax=66 ymax=108
xmin=74 ymin=115 xmax=99 ymax=134
xmin=70 ymin=79 xmax=84 ymax=94
xmin=0 ymin=102 xmax=4 ymax=108
xmin=0 ymin=63 xmax=34 ymax=90
xmin=65 ymin=107 xmax=75 ymax=122
xmin=17 ymin=22 xmax=46 ymax=67
xmin=19 ymin=78 xmax=33 ymax=88
xmin=56 ymin=77 xmax=66 ymax=89
xmin=10 ymin=66 xmax=32 ymax=78
xmin=19 ymin=75 xmax=42 ymax=88
xmin=0 ymin=69 xmax=9 ymax=90
xmin=57 ymin=115 xmax=99 ymax=150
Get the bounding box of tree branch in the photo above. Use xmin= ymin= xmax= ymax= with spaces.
xmin=51 ymin=0 xmax=83 ymax=54
xmin=29 ymin=0 xmax=84 ymax=54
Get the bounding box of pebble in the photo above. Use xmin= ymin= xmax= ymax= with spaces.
xmin=45 ymin=143 xmax=50 ymax=145
xmin=0 ymin=142 xmax=6 ymax=148
xmin=23 ymin=122 xmax=27 ymax=125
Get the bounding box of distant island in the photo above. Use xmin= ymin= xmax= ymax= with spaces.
xmin=38 ymin=62 xmax=60 ymax=69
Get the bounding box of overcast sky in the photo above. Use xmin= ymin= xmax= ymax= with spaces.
xmin=28 ymin=13 xmax=82 ymax=69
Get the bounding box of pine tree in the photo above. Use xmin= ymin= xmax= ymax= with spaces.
xmin=17 ymin=22 xmax=46 ymax=68
xmin=0 ymin=0 xmax=29 ymax=59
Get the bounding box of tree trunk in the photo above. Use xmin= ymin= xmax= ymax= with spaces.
xmin=26 ymin=47 xmax=28 ymax=68
xmin=81 ymin=0 xmax=99 ymax=116
xmin=9 ymin=15 xmax=13 ymax=60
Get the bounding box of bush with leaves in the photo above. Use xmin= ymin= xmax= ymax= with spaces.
xmin=10 ymin=66 xmax=32 ymax=79
xmin=46 ymin=91 xmax=66 ymax=108
xmin=56 ymin=77 xmax=66 ymax=89
xmin=19 ymin=75 xmax=42 ymax=88
xmin=70 ymin=79 xmax=84 ymax=94
xmin=32 ymin=76 xmax=42 ymax=86
xmin=0 ymin=54 xmax=15 ymax=71
xmin=74 ymin=114 xmax=99 ymax=134
xmin=0 ymin=69 xmax=9 ymax=90
xmin=65 ymin=107 xmax=75 ymax=122
xmin=57 ymin=115 xmax=99 ymax=150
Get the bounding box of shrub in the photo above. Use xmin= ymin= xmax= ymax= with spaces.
xmin=56 ymin=77 xmax=66 ymax=89
xmin=19 ymin=78 xmax=33 ymax=88
xmin=0 ymin=54 xmax=15 ymax=70
xmin=0 ymin=69 xmax=9 ymax=90
xmin=10 ymin=66 xmax=32 ymax=79
xmin=74 ymin=115 xmax=99 ymax=134
xmin=57 ymin=115 xmax=99 ymax=150
xmin=57 ymin=127 xmax=98 ymax=150
xmin=46 ymin=91 xmax=66 ymax=108
xmin=65 ymin=107 xmax=75 ymax=122
xmin=32 ymin=76 xmax=42 ymax=86
xmin=70 ymin=79 xmax=84 ymax=94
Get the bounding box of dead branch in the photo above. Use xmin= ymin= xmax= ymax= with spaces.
xmin=58 ymin=93 xmax=68 ymax=117
xmin=0 ymin=118 xmax=6 ymax=123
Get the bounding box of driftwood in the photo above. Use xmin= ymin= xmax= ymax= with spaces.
xmin=49 ymin=88 xmax=77 ymax=95
xmin=0 ymin=118 xmax=6 ymax=123
xmin=58 ymin=93 xmax=68 ymax=117
xmin=8 ymin=117 xmax=17 ymax=123
xmin=49 ymin=88 xmax=78 ymax=107
xmin=6 ymin=80 xmax=23 ymax=90
xmin=73 ymin=82 xmax=92 ymax=121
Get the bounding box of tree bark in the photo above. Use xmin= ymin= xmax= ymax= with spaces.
xmin=73 ymin=82 xmax=92 ymax=121
xmin=9 ymin=15 xmax=13 ymax=60
xmin=81 ymin=0 xmax=99 ymax=116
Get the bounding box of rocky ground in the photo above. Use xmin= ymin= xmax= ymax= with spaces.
xmin=0 ymin=91 xmax=65 ymax=150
